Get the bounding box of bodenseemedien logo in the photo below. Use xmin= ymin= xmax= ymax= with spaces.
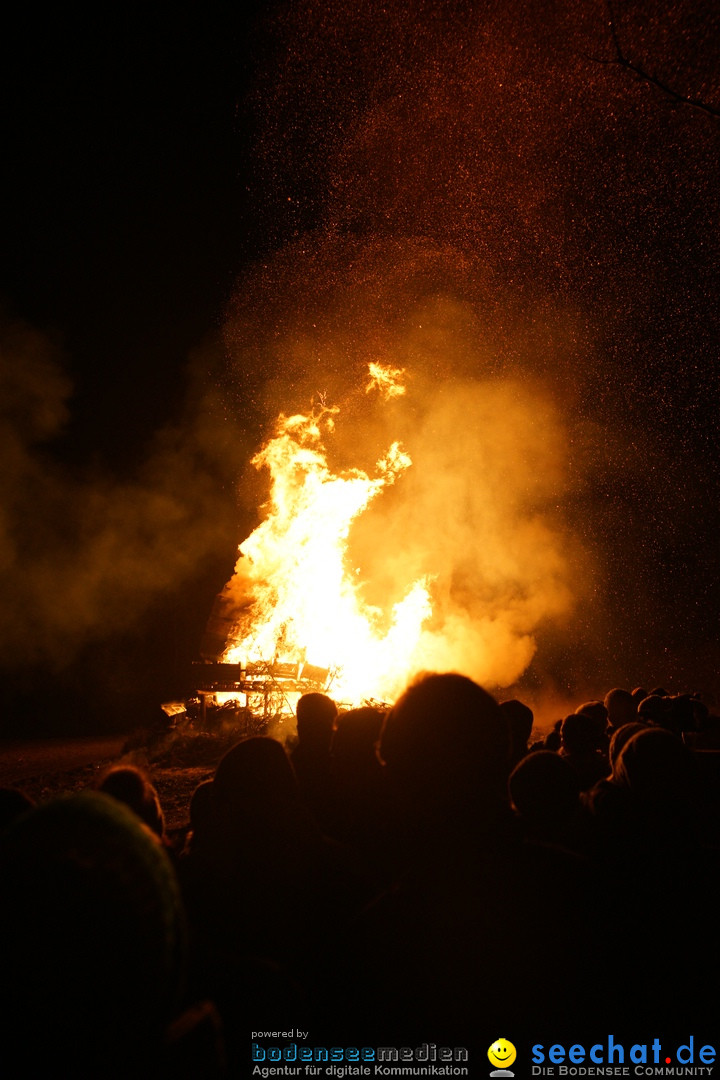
xmin=488 ymin=1038 xmax=517 ymax=1077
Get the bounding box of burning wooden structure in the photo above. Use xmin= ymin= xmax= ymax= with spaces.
xmin=191 ymin=659 xmax=333 ymax=721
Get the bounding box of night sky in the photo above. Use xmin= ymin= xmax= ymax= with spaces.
xmin=1 ymin=1 xmax=718 ymax=733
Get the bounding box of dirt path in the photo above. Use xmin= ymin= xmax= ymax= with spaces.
xmin=0 ymin=735 xmax=128 ymax=786
xmin=0 ymin=729 xmax=246 ymax=835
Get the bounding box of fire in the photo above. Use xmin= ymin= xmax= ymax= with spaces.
xmin=365 ymin=361 xmax=406 ymax=400
xmin=222 ymin=366 xmax=432 ymax=703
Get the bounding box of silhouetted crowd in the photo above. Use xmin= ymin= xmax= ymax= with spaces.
xmin=1 ymin=676 xmax=719 ymax=1076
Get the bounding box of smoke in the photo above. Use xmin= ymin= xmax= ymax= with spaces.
xmin=222 ymin=232 xmax=598 ymax=693
xmin=358 ymin=377 xmax=587 ymax=688
xmin=0 ymin=315 xmax=250 ymax=671
xmin=222 ymin=0 xmax=720 ymax=697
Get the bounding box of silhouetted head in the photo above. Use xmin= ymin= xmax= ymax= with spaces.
xmin=608 ymin=721 xmax=648 ymax=775
xmin=543 ymin=720 xmax=562 ymax=751
xmin=561 ymin=712 xmax=599 ymax=755
xmin=637 ymin=694 xmax=673 ymax=727
xmin=509 ymin=750 xmax=581 ymax=826
xmin=97 ymin=765 xmax=165 ymax=838
xmin=667 ymin=693 xmax=706 ymax=734
xmin=575 ymin=700 xmax=607 ymax=721
xmin=614 ymin=727 xmax=698 ymax=830
xmin=500 ymin=698 xmax=534 ymax=764
xmin=380 ymin=672 xmax=508 ymax=816
xmin=574 ymin=700 xmax=608 ymax=748
xmin=214 ymin=736 xmax=299 ymax=814
xmin=296 ymin=692 xmax=338 ymax=749
xmin=332 ymin=706 xmax=386 ymax=765
xmin=0 ymin=792 xmax=186 ymax=1076
xmin=604 ymin=688 xmax=637 ymax=731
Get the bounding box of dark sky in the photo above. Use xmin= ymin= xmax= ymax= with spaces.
xmin=0 ymin=3 xmax=277 ymax=729
xmin=1 ymin=3 xmax=271 ymax=459
xmin=1 ymin=1 xmax=719 ymax=730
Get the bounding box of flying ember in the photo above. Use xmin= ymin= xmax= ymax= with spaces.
xmin=222 ymin=365 xmax=432 ymax=704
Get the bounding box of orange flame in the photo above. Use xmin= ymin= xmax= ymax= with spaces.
xmin=365 ymin=361 xmax=406 ymax=400
xmin=223 ymin=368 xmax=432 ymax=703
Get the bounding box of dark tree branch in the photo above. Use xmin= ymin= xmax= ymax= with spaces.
xmin=594 ymin=0 xmax=720 ymax=118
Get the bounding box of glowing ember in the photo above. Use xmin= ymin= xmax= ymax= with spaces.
xmin=223 ymin=366 xmax=432 ymax=703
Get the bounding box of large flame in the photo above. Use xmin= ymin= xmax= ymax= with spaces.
xmin=223 ymin=366 xmax=432 ymax=702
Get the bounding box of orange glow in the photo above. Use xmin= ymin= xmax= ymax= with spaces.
xmin=219 ymin=338 xmax=582 ymax=709
xmin=365 ymin=361 xmax=406 ymax=399
xmin=223 ymin=365 xmax=432 ymax=703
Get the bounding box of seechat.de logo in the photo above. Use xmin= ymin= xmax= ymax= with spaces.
xmin=488 ymin=1038 xmax=517 ymax=1077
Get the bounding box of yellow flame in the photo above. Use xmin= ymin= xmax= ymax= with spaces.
xmin=365 ymin=361 xmax=407 ymax=399
xmin=223 ymin=388 xmax=432 ymax=703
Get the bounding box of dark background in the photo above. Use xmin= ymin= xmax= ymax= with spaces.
xmin=1 ymin=3 xmax=273 ymax=462
xmin=0 ymin=3 xmax=278 ymax=732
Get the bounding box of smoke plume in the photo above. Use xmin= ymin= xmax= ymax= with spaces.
xmin=0 ymin=316 xmax=249 ymax=671
xmin=221 ymin=0 xmax=719 ymax=700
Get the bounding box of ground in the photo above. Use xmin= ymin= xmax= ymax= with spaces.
xmin=1 ymin=709 xmax=297 ymax=843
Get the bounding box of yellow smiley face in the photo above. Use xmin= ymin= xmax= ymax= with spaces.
xmin=488 ymin=1039 xmax=517 ymax=1069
